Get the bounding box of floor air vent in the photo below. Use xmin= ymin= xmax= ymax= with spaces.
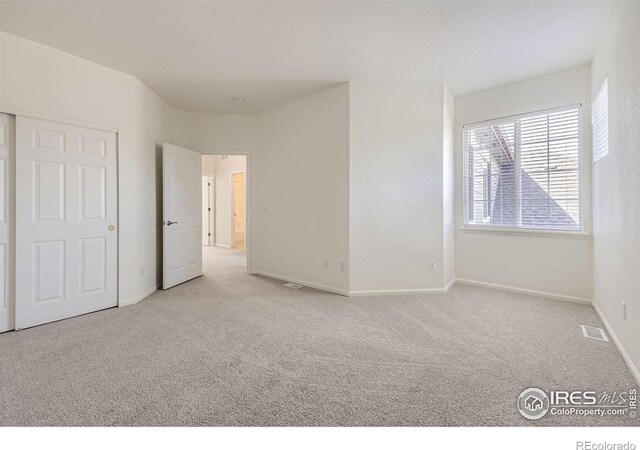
xmin=283 ymin=282 xmax=303 ymax=289
xmin=581 ymin=325 xmax=609 ymax=342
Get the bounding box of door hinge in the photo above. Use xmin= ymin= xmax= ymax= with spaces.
xmin=208 ymin=183 xmax=211 ymax=186
xmin=208 ymin=233 xmax=211 ymax=236
xmin=208 ymin=207 xmax=211 ymax=211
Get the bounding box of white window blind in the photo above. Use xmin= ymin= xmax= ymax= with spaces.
xmin=463 ymin=105 xmax=582 ymax=232
xmin=592 ymin=79 xmax=609 ymax=163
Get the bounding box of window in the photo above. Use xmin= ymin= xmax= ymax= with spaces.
xmin=463 ymin=105 xmax=582 ymax=232
xmin=592 ymin=79 xmax=609 ymax=163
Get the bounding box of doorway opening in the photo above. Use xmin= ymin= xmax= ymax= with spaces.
xmin=201 ymin=154 xmax=248 ymax=272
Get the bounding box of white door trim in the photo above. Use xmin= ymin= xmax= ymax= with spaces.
xmin=0 ymin=104 xmax=118 ymax=134
xmin=208 ymin=176 xmax=215 ymax=245
xmin=0 ymin=113 xmax=15 ymax=332
xmin=201 ymin=175 xmax=214 ymax=246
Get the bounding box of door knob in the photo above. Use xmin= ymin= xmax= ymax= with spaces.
xmin=108 ymin=225 xmax=115 ymax=231
xmin=165 ymin=221 xmax=178 ymax=226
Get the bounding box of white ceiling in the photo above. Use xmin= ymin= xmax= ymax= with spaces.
xmin=0 ymin=1 xmax=613 ymax=114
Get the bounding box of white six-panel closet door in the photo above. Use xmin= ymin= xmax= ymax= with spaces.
xmin=15 ymin=117 xmax=118 ymax=329
xmin=0 ymin=113 xmax=14 ymax=333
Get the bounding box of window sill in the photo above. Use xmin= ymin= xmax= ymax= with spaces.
xmin=460 ymin=226 xmax=591 ymax=239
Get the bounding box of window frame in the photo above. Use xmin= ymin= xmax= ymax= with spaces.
xmin=461 ymin=104 xmax=585 ymax=236
xmin=592 ymin=78 xmax=609 ymax=163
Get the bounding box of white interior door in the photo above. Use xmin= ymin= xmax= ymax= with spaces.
xmin=163 ymin=143 xmax=202 ymax=289
xmin=0 ymin=113 xmax=15 ymax=332
xmin=232 ymin=172 xmax=246 ymax=249
xmin=16 ymin=117 xmax=118 ymax=329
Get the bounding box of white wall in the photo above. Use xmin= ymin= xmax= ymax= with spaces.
xmin=171 ymin=110 xmax=257 ymax=154
xmin=176 ymin=84 xmax=452 ymax=295
xmin=453 ymin=65 xmax=593 ymax=301
xmin=0 ymin=31 xmax=453 ymax=301
xmin=349 ymin=82 xmax=447 ymax=293
xmin=591 ymin=2 xmax=640 ymax=380
xmin=0 ymin=31 xmax=172 ymax=306
xmin=202 ymin=155 xmax=216 ymax=175
xmin=212 ymin=156 xmax=246 ymax=248
xmin=132 ymin=82 xmax=173 ymax=298
xmin=255 ymin=83 xmax=350 ymax=293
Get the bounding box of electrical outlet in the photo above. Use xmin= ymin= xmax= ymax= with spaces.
xmin=324 ymin=260 xmax=329 ymax=269
xmin=340 ymin=262 xmax=345 ymax=272
xmin=429 ymin=260 xmax=436 ymax=270
xmin=622 ymin=302 xmax=627 ymax=321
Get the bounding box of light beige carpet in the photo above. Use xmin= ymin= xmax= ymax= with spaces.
xmin=0 ymin=247 xmax=636 ymax=426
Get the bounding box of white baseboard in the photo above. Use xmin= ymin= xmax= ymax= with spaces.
xmin=253 ymin=271 xmax=456 ymax=298
xmin=444 ymin=277 xmax=456 ymax=293
xmin=252 ymin=271 xmax=350 ymax=296
xmin=455 ymin=278 xmax=592 ymax=305
xmin=119 ymin=283 xmax=160 ymax=307
xmin=347 ymin=277 xmax=455 ymax=297
xmin=214 ymin=244 xmax=232 ymax=249
xmin=593 ymin=303 xmax=640 ymax=386
xmin=348 ymin=287 xmax=448 ymax=297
